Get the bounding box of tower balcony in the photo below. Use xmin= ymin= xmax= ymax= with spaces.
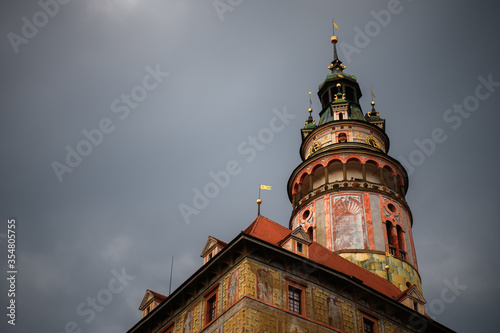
xmin=291 ymin=179 xmax=407 ymax=213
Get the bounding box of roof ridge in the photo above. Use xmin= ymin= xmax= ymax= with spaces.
xmin=242 ymin=215 xmax=265 ymax=235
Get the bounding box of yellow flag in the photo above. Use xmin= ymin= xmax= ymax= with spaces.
xmin=370 ymin=85 xmax=376 ymax=98
xmin=260 ymin=185 xmax=272 ymax=190
xmin=333 ymin=22 xmax=340 ymax=31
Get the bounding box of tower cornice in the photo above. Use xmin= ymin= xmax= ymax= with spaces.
xmin=299 ymin=119 xmax=390 ymax=161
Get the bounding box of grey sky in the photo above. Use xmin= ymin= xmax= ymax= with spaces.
xmin=1 ymin=0 xmax=499 ymax=332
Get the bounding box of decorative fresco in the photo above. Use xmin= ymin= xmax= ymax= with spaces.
xmin=285 ymin=322 xmax=307 ymax=333
xmin=256 ymin=268 xmax=273 ymax=303
xmin=327 ymin=296 xmax=344 ymax=330
xmin=227 ymin=269 xmax=239 ymax=306
xmin=332 ymin=195 xmax=365 ymax=250
xmin=182 ymin=308 xmax=193 ymax=333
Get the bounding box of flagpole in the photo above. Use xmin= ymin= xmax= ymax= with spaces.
xmin=257 ymin=185 xmax=261 ymax=216
xmin=257 ymin=185 xmax=271 ymax=217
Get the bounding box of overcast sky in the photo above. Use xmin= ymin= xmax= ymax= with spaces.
xmin=1 ymin=1 xmax=499 ymax=332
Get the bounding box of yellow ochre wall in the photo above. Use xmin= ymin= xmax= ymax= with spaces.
xmin=160 ymin=258 xmax=412 ymax=333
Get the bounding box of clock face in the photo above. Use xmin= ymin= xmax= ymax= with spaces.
xmin=365 ymin=135 xmax=381 ymax=148
xmin=309 ymin=140 xmax=322 ymax=155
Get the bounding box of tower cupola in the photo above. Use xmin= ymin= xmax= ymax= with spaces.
xmin=317 ymin=28 xmax=364 ymax=123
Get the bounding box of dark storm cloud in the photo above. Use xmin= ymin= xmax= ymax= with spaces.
xmin=1 ymin=0 xmax=499 ymax=332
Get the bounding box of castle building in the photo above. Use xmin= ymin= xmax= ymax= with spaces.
xmin=127 ymin=30 xmax=455 ymax=333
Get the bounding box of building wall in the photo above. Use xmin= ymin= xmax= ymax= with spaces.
xmin=156 ymin=257 xmax=416 ymax=332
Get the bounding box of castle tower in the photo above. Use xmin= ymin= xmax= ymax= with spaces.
xmin=287 ymin=31 xmax=421 ymax=293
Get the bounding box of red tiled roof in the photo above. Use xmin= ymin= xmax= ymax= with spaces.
xmin=243 ymin=215 xmax=291 ymax=245
xmin=242 ymin=215 xmax=402 ymax=299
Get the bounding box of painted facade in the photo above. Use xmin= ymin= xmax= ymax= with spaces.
xmin=135 ymin=258 xmax=423 ymax=332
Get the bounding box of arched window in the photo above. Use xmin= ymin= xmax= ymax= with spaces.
xmin=397 ymin=225 xmax=406 ymax=260
xmin=321 ymin=94 xmax=329 ymax=108
xmin=307 ymin=227 xmax=313 ymax=241
xmin=345 ymin=86 xmax=355 ymax=102
xmin=338 ymin=112 xmax=344 ymax=120
xmin=386 ymin=222 xmax=396 ymax=256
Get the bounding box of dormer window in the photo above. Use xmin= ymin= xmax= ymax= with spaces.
xmin=396 ymin=284 xmax=426 ymax=314
xmin=279 ymin=227 xmax=312 ymax=258
xmin=201 ymin=236 xmax=227 ymax=264
xmin=139 ymin=290 xmax=167 ymax=318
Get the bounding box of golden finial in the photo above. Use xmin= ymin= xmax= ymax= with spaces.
xmin=330 ymin=36 xmax=338 ymax=44
xmin=371 ymin=101 xmax=375 ymax=106
xmin=256 ymin=199 xmax=262 ymax=205
xmin=336 ymin=83 xmax=341 ymax=88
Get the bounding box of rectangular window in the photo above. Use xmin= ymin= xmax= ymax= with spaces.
xmin=363 ymin=318 xmax=375 ymax=333
xmin=206 ymin=295 xmax=216 ymax=322
xmin=203 ymin=284 xmax=219 ymax=326
xmin=288 ymin=286 xmax=301 ymax=314
xmin=297 ymin=243 xmax=303 ymax=253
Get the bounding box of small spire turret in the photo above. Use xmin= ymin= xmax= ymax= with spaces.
xmin=301 ymin=92 xmax=317 ymax=139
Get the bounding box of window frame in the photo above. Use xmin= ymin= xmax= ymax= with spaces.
xmin=296 ymin=242 xmax=303 ymax=253
xmin=285 ymin=278 xmax=307 ymax=316
xmin=359 ymin=309 xmax=379 ymax=333
xmin=203 ymin=284 xmax=220 ymax=326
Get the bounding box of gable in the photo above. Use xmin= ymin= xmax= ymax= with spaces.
xmin=397 ymin=285 xmax=426 ymax=304
xmin=407 ymin=287 xmax=426 ymax=303
xmin=139 ymin=290 xmax=154 ymax=310
xmin=290 ymin=227 xmax=312 ymax=245
xmin=200 ymin=237 xmax=218 ymax=257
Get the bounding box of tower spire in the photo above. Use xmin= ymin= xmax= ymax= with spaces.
xmin=328 ymin=20 xmax=345 ymax=74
